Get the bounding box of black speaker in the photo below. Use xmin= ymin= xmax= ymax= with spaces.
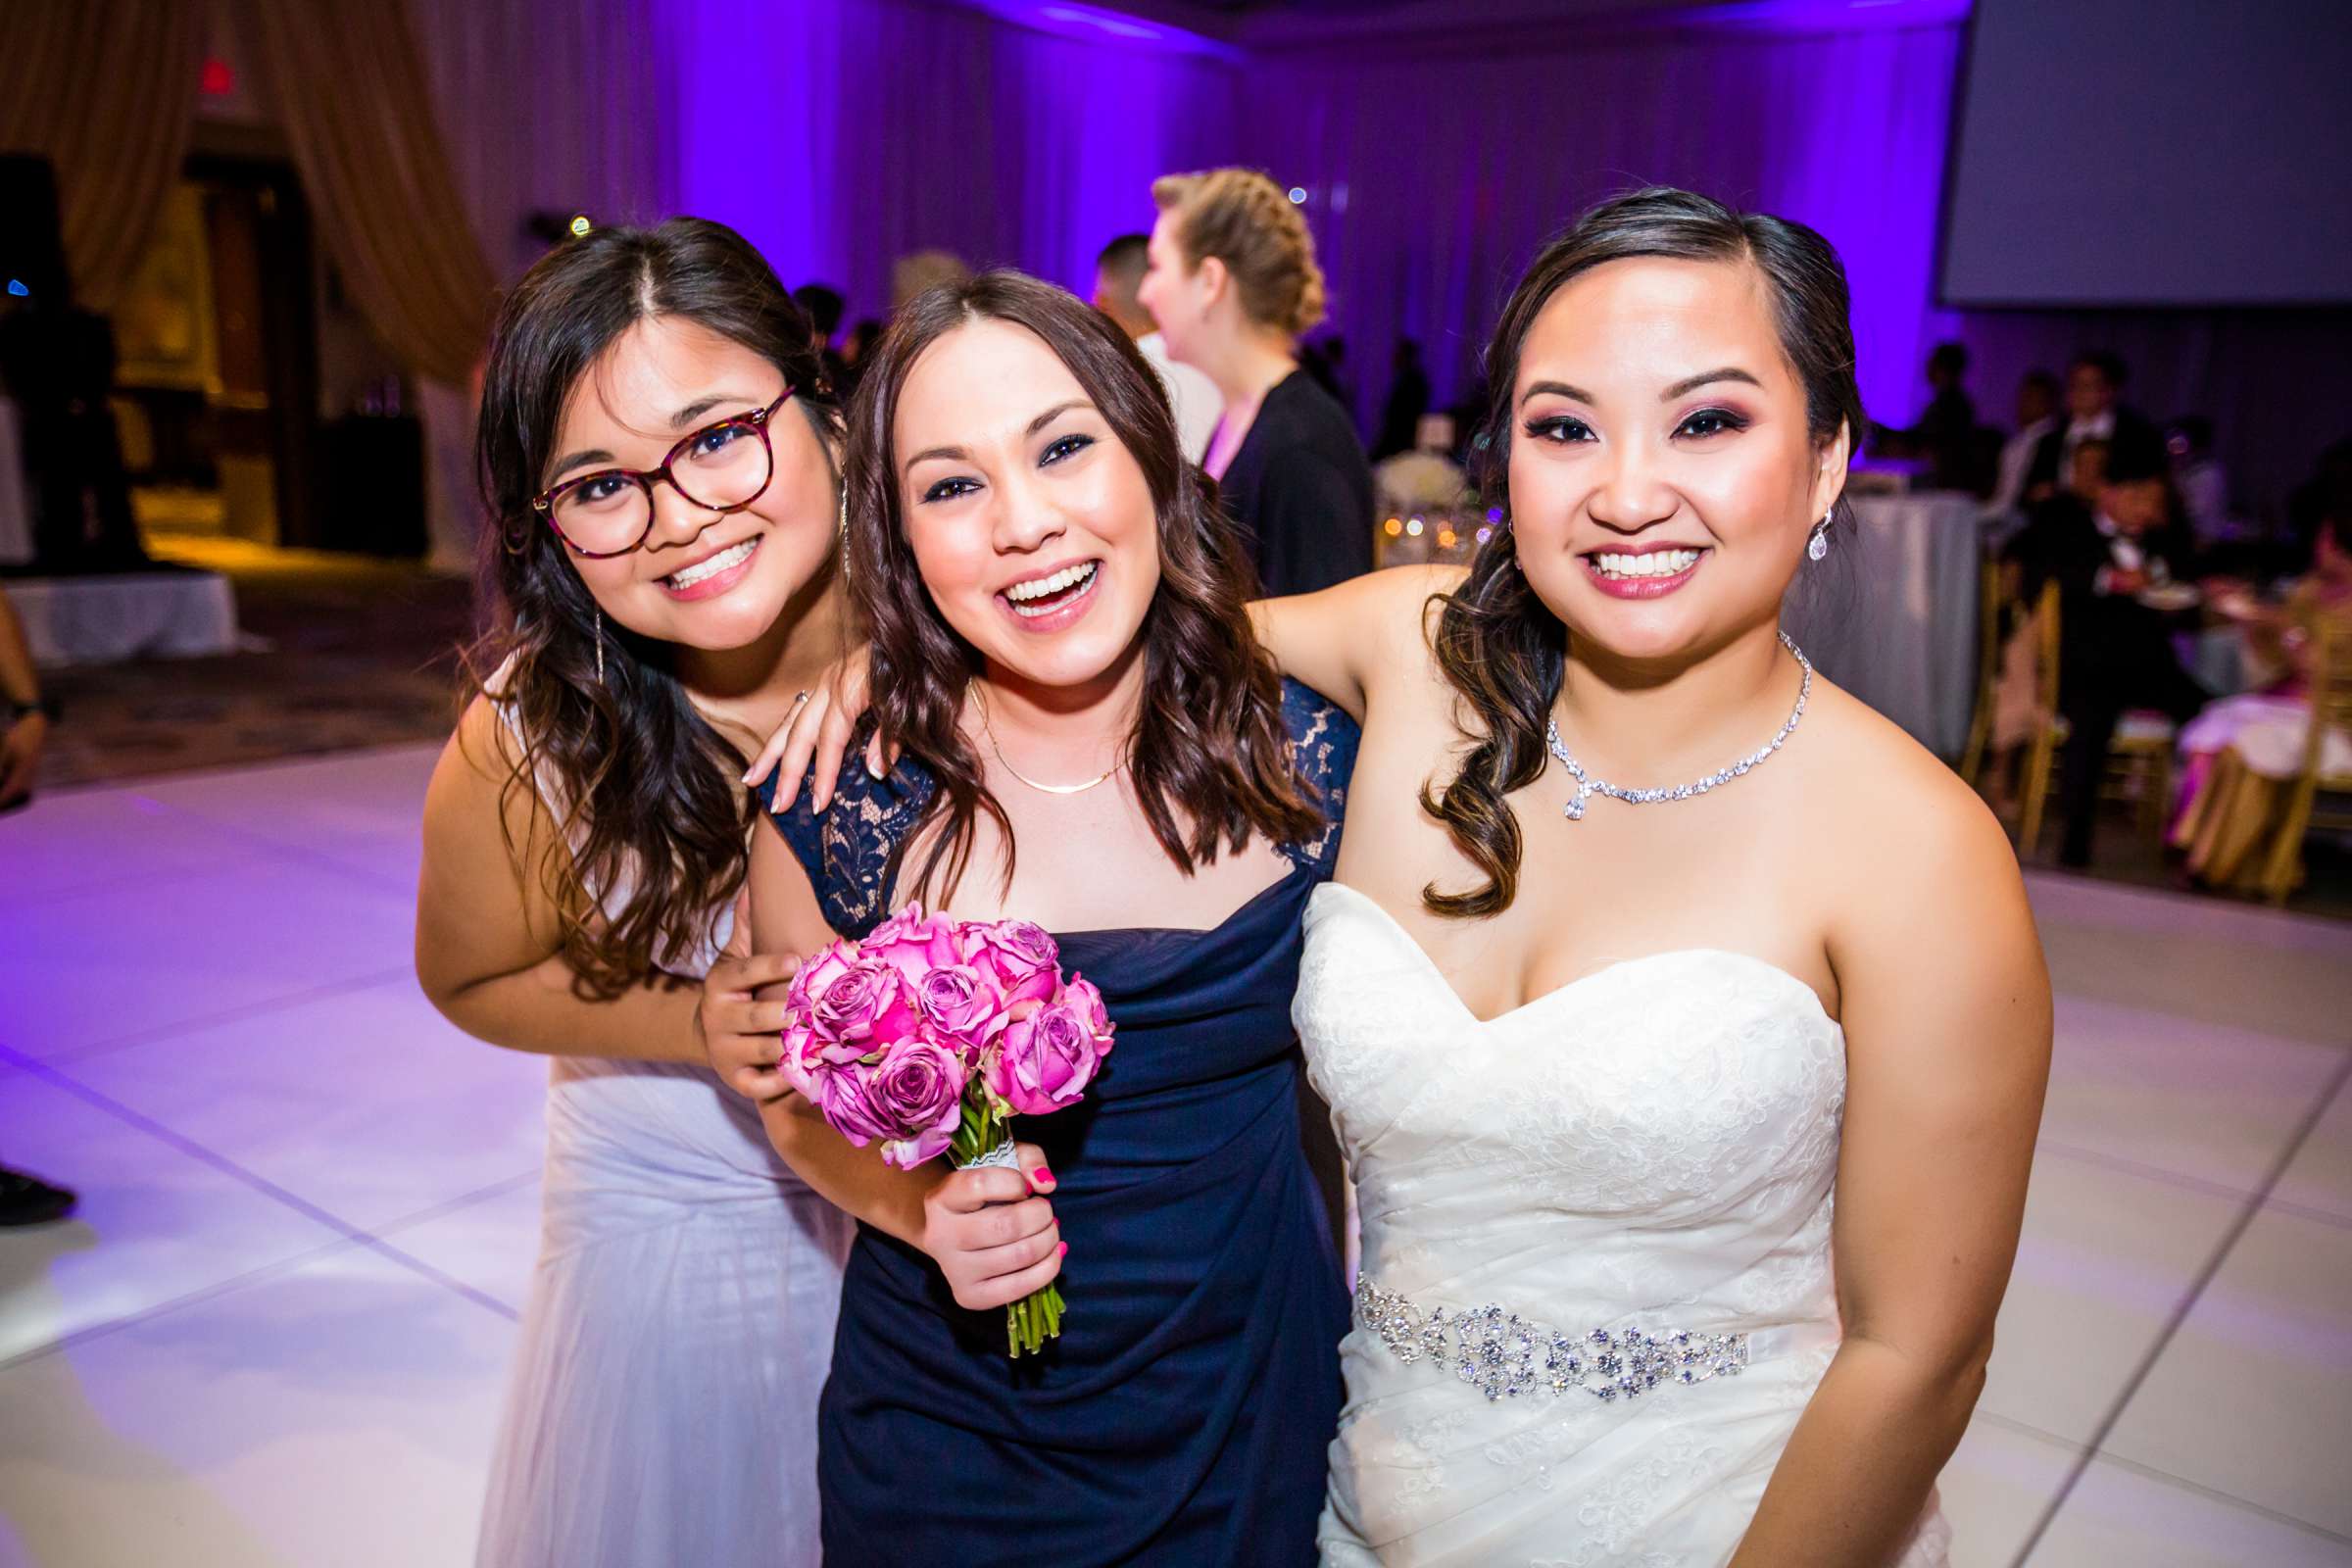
xmin=0 ymin=154 xmax=70 ymax=304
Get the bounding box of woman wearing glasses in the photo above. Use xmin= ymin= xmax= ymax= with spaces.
xmin=416 ymin=220 xmax=867 ymax=1568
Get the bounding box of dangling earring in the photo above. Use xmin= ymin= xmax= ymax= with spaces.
xmin=1807 ymin=514 xmax=1832 ymax=562
xmin=594 ymin=608 xmax=606 ymax=685
xmin=836 ymin=485 xmax=852 ymax=584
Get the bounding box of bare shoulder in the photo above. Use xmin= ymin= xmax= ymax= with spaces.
xmin=1798 ymin=677 xmax=2038 ymax=960
xmin=426 ymin=694 xmax=524 ymax=816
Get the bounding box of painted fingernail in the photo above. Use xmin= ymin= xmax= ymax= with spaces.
xmin=1056 ymin=1242 xmax=1068 ymax=1258
xmin=1031 ymin=1165 xmax=1054 ymax=1190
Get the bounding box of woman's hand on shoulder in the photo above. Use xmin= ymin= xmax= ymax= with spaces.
xmin=740 ymin=644 xmax=887 ymax=812
xmin=697 ymin=889 xmax=804 ymax=1102
xmin=918 ymin=1144 xmax=1064 ymax=1310
xmin=1250 ymin=564 xmax=1466 ymax=720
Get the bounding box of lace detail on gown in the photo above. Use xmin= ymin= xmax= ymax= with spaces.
xmin=1298 ymin=883 xmax=1951 ymax=1568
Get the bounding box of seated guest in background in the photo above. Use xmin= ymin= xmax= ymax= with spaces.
xmin=2020 ymin=431 xmax=2209 ymax=867
xmin=2173 ymin=511 xmax=2352 ymax=891
xmin=2002 ymin=436 xmax=2110 ymax=590
xmin=1092 ymin=232 xmax=1221 ymax=464
xmin=1990 ymin=368 xmax=2059 ymax=514
xmin=2025 ymin=351 xmax=2158 ymax=504
xmin=1141 ymin=168 xmax=1373 ymax=596
xmin=1898 ymin=340 xmax=1988 ymax=494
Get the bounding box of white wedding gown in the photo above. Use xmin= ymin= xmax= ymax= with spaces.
xmin=1298 ymin=883 xmax=1950 ymax=1567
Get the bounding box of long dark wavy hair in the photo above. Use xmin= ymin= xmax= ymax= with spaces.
xmin=843 ymin=270 xmax=1322 ymax=903
xmin=1423 ymin=186 xmax=1865 ymax=919
xmin=468 ymin=219 xmax=838 ymax=998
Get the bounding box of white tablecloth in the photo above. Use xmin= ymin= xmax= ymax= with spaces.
xmin=3 ymin=570 xmax=240 ymax=667
xmin=0 ymin=398 xmax=32 ymax=567
xmin=1785 ymin=492 xmax=1989 ymax=759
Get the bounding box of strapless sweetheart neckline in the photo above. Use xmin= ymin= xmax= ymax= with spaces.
xmin=1311 ymin=880 xmax=1839 ymax=1031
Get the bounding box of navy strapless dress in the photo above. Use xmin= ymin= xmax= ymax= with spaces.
xmin=758 ymin=681 xmax=1354 ymax=1567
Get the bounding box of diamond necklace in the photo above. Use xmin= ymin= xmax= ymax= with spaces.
xmin=1544 ymin=632 xmax=1812 ymax=821
xmin=975 ymin=686 xmax=1125 ymax=796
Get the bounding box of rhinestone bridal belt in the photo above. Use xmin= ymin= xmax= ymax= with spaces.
xmin=1354 ymin=1276 xmax=1835 ymax=1404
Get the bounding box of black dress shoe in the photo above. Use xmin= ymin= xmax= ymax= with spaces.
xmin=0 ymin=1166 xmax=77 ymax=1226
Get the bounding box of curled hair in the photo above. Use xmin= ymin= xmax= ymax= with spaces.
xmin=1423 ymin=186 xmax=1865 ymax=919
xmin=842 ymin=269 xmax=1321 ymax=903
xmin=467 ymin=219 xmax=838 ymax=997
xmin=1152 ymin=169 xmax=1327 ymax=337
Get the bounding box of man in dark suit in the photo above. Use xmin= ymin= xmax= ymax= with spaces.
xmin=2013 ymin=430 xmax=2207 ymax=867
xmin=2025 ymin=351 xmax=2160 ymax=505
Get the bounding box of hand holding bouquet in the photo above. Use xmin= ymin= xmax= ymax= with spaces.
xmin=779 ymin=905 xmax=1113 ymax=1354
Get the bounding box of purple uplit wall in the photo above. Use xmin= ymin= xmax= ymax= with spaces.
xmin=654 ymin=0 xmax=1970 ymax=431
xmin=421 ymin=0 xmax=2337 ymax=522
xmin=1243 ymin=17 xmax=1968 ymax=432
xmin=659 ymin=0 xmax=1241 ymax=320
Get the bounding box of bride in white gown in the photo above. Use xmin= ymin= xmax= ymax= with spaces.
xmin=1256 ymin=188 xmax=2050 ymax=1566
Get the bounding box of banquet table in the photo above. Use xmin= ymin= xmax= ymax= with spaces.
xmin=1784 ymin=491 xmax=1992 ymax=760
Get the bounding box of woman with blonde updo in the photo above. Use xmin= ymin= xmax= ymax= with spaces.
xmin=1141 ymin=168 xmax=1374 ymax=597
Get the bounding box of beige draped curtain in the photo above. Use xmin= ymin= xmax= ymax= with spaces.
xmin=0 ymin=0 xmax=208 ymax=311
xmin=233 ymin=0 xmax=496 ymax=389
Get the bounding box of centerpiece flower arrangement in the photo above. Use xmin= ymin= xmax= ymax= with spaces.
xmin=778 ymin=904 xmax=1112 ymax=1355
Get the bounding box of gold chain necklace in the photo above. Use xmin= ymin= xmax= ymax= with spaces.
xmin=974 ymin=686 xmax=1125 ymax=796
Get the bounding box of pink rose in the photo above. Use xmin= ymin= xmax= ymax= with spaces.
xmin=862 ymin=903 xmax=962 ymax=983
xmin=964 ymin=919 xmax=1062 ymax=1008
xmin=986 ymin=987 xmax=1113 ymax=1117
xmin=805 ymin=957 xmax=917 ymax=1059
xmin=808 ymin=1058 xmax=897 ymax=1148
xmin=869 ymin=1033 xmax=970 ymax=1168
xmin=911 ymin=962 xmax=1004 ymax=1059
xmin=787 ymin=938 xmax=859 ymax=1012
xmin=777 ymin=1019 xmax=826 ymax=1099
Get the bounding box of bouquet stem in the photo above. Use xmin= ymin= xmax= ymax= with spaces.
xmin=950 ymin=1091 xmax=1064 ymax=1358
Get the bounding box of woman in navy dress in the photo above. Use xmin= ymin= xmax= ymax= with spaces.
xmin=739 ymin=270 xmax=1352 ymax=1564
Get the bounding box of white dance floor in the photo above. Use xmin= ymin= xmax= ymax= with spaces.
xmin=2 ymin=746 xmax=2348 ymax=1566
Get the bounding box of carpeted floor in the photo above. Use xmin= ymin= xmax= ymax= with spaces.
xmin=33 ymin=537 xmax=476 ymax=791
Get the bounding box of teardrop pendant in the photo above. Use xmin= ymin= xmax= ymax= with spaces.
xmin=1807 ymin=525 xmax=1829 ymax=562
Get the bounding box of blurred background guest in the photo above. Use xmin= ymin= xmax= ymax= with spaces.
xmin=1093 ymin=232 xmax=1221 ymax=465
xmin=842 ymin=318 xmax=885 ymax=392
xmin=1141 ymin=168 xmax=1371 ymax=596
xmin=1876 ymin=339 xmax=1992 ymax=494
xmin=2173 ymin=511 xmax=2352 ymax=890
xmin=793 ymin=282 xmax=851 ymax=394
xmin=893 ymin=250 xmax=970 ymax=312
xmin=2018 ymin=431 xmax=2210 ymax=867
xmin=0 ymin=252 xmax=142 ymax=572
xmin=1990 ymin=368 xmax=2061 ymax=514
xmin=2027 ymin=350 xmax=2159 ymax=504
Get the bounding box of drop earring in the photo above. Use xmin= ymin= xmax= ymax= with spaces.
xmin=1807 ymin=515 xmax=1831 ymax=562
xmin=594 ymin=608 xmax=606 ymax=685
xmin=837 ymin=486 xmax=852 ymax=585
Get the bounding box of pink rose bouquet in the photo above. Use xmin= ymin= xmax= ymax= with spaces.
xmin=779 ymin=904 xmax=1113 ymax=1355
